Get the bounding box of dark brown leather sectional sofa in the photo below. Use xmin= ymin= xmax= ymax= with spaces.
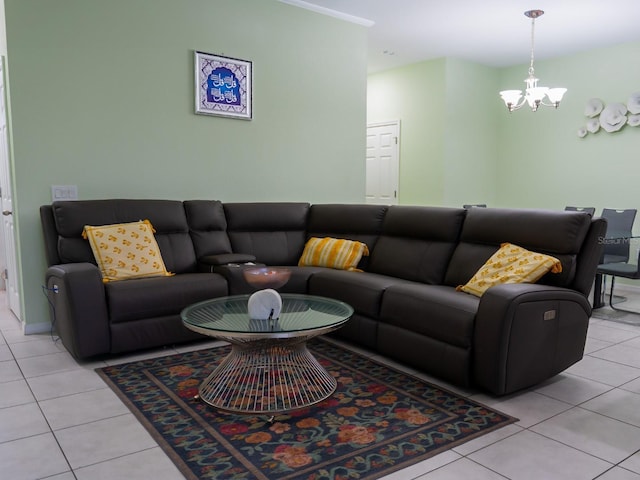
xmin=40 ymin=199 xmax=606 ymax=395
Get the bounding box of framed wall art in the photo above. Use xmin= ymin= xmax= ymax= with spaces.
xmin=194 ymin=51 xmax=252 ymax=120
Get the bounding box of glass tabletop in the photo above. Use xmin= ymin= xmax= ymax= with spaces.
xmin=181 ymin=293 xmax=354 ymax=336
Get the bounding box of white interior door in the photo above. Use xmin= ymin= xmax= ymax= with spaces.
xmin=366 ymin=121 xmax=399 ymax=205
xmin=0 ymin=57 xmax=21 ymax=319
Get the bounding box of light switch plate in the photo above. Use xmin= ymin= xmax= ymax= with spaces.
xmin=51 ymin=185 xmax=78 ymax=201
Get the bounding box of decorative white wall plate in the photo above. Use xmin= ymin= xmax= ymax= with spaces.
xmin=627 ymin=92 xmax=640 ymax=114
xmin=584 ymin=98 xmax=604 ymax=117
xmin=628 ymin=114 xmax=640 ymax=127
xmin=599 ymin=103 xmax=628 ymax=132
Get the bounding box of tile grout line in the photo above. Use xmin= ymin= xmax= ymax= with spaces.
xmin=2 ymin=328 xmax=78 ymax=478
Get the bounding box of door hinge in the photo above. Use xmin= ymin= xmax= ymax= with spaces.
xmin=394 ymin=136 xmax=398 ymax=145
xmin=394 ymin=190 xmax=397 ymax=198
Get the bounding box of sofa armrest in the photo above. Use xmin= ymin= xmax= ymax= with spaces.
xmin=45 ymin=263 xmax=111 ymax=359
xmin=473 ymin=283 xmax=591 ymax=395
xmin=198 ymin=253 xmax=257 ymax=272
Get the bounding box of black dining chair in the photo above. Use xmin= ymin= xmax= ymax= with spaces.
xmin=596 ymin=249 xmax=640 ymax=313
xmin=594 ymin=208 xmax=637 ymax=309
xmin=600 ymin=208 xmax=637 ymax=264
xmin=564 ymin=206 xmax=596 ymax=216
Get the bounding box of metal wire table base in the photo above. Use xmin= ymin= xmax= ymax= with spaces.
xmin=197 ymin=336 xmax=337 ymax=415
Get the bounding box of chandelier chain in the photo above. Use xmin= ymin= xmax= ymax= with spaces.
xmin=528 ymin=16 xmax=536 ymax=77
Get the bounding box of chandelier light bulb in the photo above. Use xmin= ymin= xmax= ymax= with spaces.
xmin=499 ymin=10 xmax=567 ymax=112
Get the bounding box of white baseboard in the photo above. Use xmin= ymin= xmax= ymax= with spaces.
xmin=24 ymin=321 xmax=53 ymax=335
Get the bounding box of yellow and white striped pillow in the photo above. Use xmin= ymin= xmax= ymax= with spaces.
xmin=298 ymin=237 xmax=369 ymax=272
xmin=82 ymin=220 xmax=173 ymax=282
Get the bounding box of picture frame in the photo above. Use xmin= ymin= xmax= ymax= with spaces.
xmin=194 ymin=51 xmax=252 ymax=120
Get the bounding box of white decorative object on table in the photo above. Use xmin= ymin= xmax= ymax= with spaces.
xmin=584 ymin=98 xmax=604 ymax=118
xmin=627 ymin=92 xmax=640 ymax=114
xmin=599 ymin=103 xmax=628 ymax=133
xmin=248 ymin=288 xmax=282 ymax=320
xmin=577 ymin=127 xmax=587 ymax=138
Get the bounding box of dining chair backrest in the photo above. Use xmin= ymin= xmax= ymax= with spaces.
xmin=600 ymin=208 xmax=637 ymax=264
xmin=564 ymin=206 xmax=596 ymax=216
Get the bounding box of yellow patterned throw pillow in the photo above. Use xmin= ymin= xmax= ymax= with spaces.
xmin=82 ymin=220 xmax=173 ymax=282
xmin=298 ymin=237 xmax=369 ymax=272
xmin=457 ymin=242 xmax=562 ymax=297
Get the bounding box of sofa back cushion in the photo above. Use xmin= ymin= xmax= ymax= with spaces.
xmin=50 ymin=199 xmax=198 ymax=274
xmin=444 ymin=208 xmax=592 ymax=289
xmin=184 ymin=200 xmax=233 ymax=259
xmin=306 ymin=204 xmax=388 ymax=270
xmin=368 ymin=206 xmax=466 ymax=283
xmin=223 ymin=203 xmax=310 ymax=265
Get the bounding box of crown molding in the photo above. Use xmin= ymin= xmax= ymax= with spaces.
xmin=278 ymin=0 xmax=375 ymax=27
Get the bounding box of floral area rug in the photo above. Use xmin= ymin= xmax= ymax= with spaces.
xmin=96 ymin=339 xmax=516 ymax=479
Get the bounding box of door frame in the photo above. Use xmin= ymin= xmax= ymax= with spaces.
xmin=0 ymin=55 xmax=21 ymax=321
xmin=366 ymin=119 xmax=400 ymax=205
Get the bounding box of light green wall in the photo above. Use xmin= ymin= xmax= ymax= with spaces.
xmin=368 ymin=42 xmax=640 ymax=211
xmin=367 ymin=57 xmax=499 ymax=207
xmin=5 ymin=0 xmax=367 ymax=327
xmin=443 ymin=59 xmax=500 ymax=207
xmin=497 ymin=42 xmax=640 ymax=211
xmin=367 ymin=59 xmax=446 ymax=205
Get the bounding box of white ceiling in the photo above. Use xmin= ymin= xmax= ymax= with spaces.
xmin=282 ymin=0 xmax=640 ymax=73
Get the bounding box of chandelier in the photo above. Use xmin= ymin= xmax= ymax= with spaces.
xmin=499 ymin=10 xmax=567 ymax=112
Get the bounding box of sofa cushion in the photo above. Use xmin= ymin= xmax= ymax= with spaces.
xmin=83 ymin=220 xmax=173 ymax=282
xmin=106 ymin=273 xmax=228 ymax=323
xmin=280 ymin=266 xmax=328 ymax=294
xmin=52 ymin=199 xmax=198 ymax=274
xmin=298 ymin=237 xmax=369 ymax=271
xmin=308 ymin=269 xmax=410 ymax=319
xmin=368 ymin=206 xmax=466 ymax=284
xmin=379 ymin=284 xmax=479 ymax=348
xmin=223 ymin=203 xmax=310 ymax=265
xmin=445 ymin=208 xmax=591 ymax=289
xmin=307 ymin=204 xmax=388 ymax=270
xmin=109 ymin=316 xmax=205 ymax=355
xmin=184 ymin=200 xmax=233 ymax=259
xmin=457 ymin=243 xmax=562 ymax=297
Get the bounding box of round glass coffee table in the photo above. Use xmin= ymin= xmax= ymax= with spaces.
xmin=181 ymin=294 xmax=353 ymax=416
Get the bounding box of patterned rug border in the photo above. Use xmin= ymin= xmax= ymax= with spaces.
xmin=97 ymin=339 xmax=517 ymax=479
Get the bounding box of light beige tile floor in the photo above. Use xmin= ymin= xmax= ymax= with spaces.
xmin=1 ymin=291 xmax=640 ymax=479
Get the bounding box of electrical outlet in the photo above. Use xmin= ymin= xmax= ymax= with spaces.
xmin=51 ymin=185 xmax=78 ymax=201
